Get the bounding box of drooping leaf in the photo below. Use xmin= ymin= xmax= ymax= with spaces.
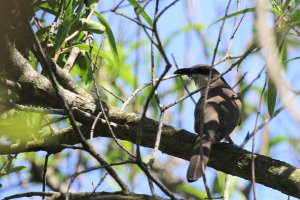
xmin=269 ymin=7 xmax=283 ymax=16
xmin=127 ymin=0 xmax=153 ymax=27
xmin=5 ymin=166 xmax=27 ymax=175
xmin=271 ymin=0 xmax=282 ymax=14
xmin=94 ymin=11 xmax=119 ymax=65
xmin=283 ymin=56 xmax=300 ymax=63
xmin=269 ymin=136 xmax=290 ymax=147
xmin=180 ymin=184 xmax=207 ymax=199
xmin=280 ymin=41 xmax=287 ymax=70
xmin=291 ymin=8 xmax=300 ymax=25
xmin=37 ymin=1 xmax=60 ymax=16
xmin=282 ymin=0 xmax=293 ymax=11
xmin=79 ymin=19 xmax=106 ymax=34
xmin=71 ymin=54 xmax=92 ymax=84
xmin=67 ymin=44 xmax=114 ymax=66
xmin=209 ymin=8 xmax=255 ymax=28
xmin=53 ymin=13 xmax=78 ymax=53
xmin=267 ymin=79 xmax=277 ymax=116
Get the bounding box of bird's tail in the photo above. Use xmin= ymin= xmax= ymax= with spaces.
xmin=187 ymin=136 xmax=213 ymax=182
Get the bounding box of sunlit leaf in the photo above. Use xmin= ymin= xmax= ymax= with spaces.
xmin=5 ymin=166 xmax=27 ymax=175
xmin=283 ymin=56 xmax=300 ymax=63
xmin=79 ymin=19 xmax=106 ymax=34
xmin=67 ymin=44 xmax=114 ymax=66
xmin=94 ymin=11 xmax=119 ymax=66
xmin=64 ymin=0 xmax=73 ymax=18
xmin=282 ymin=0 xmax=293 ymax=11
xmin=180 ymin=184 xmax=207 ymax=199
xmin=280 ymin=41 xmax=287 ymax=70
xmin=53 ymin=13 xmax=78 ymax=53
xmin=209 ymin=8 xmax=255 ymax=28
xmin=269 ymin=136 xmax=290 ymax=147
xmin=267 ymin=79 xmax=277 ymax=116
xmin=127 ymin=0 xmax=153 ymax=27
xmin=270 ymin=7 xmax=283 ymax=16
xmin=291 ymin=8 xmax=300 ymax=25
xmin=72 ymin=55 xmax=92 ymax=84
xmin=37 ymin=1 xmax=60 ymax=16
xmin=271 ymin=0 xmax=282 ymax=13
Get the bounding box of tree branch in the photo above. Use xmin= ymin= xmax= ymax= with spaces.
xmin=1 ymin=40 xmax=299 ymax=198
xmin=0 ymin=107 xmax=299 ymax=198
xmin=4 ymin=191 xmax=169 ymax=200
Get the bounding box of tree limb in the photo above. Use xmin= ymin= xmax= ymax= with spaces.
xmin=1 ymin=40 xmax=299 ymax=198
xmin=3 ymin=191 xmax=169 ymax=200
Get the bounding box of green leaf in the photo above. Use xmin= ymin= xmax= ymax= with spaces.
xmin=282 ymin=0 xmax=293 ymax=11
xmin=64 ymin=0 xmax=73 ymax=18
xmin=209 ymin=8 xmax=255 ymax=28
xmin=53 ymin=13 xmax=78 ymax=53
xmin=269 ymin=7 xmax=283 ymax=16
xmin=269 ymin=136 xmax=290 ymax=147
xmin=71 ymin=55 xmax=92 ymax=84
xmin=7 ymin=166 xmax=27 ymax=174
xmin=127 ymin=0 xmax=153 ymax=27
xmin=283 ymin=56 xmax=300 ymax=63
xmin=267 ymin=79 xmax=277 ymax=116
xmin=291 ymin=8 xmax=300 ymax=25
xmin=79 ymin=19 xmax=106 ymax=34
xmin=94 ymin=11 xmax=119 ymax=65
xmin=180 ymin=184 xmax=207 ymax=199
xmin=68 ymin=44 xmax=114 ymax=66
xmin=280 ymin=41 xmax=287 ymax=70
xmin=271 ymin=0 xmax=282 ymax=13
xmin=37 ymin=1 xmax=60 ymax=16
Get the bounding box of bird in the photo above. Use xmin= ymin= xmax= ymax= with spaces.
xmin=174 ymin=64 xmax=242 ymax=182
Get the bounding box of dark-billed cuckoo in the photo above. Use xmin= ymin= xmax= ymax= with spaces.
xmin=174 ymin=64 xmax=242 ymax=182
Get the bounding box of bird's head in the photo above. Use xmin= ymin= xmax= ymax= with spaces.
xmin=174 ymin=64 xmax=221 ymax=89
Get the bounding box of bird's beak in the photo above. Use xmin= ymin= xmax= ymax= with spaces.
xmin=174 ymin=68 xmax=192 ymax=75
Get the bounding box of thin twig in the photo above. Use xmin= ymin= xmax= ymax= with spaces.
xmin=223 ymin=174 xmax=233 ymax=200
xmin=241 ymin=106 xmax=284 ymax=147
xmin=121 ymin=74 xmax=178 ymax=110
xmin=4 ymin=192 xmax=58 ymax=200
xmin=155 ymin=0 xmax=180 ymax=22
xmin=0 ymin=101 xmax=65 ymax=114
xmin=112 ymin=10 xmax=153 ymax=31
xmin=225 ymin=0 xmax=242 ymax=56
xmin=171 ymin=54 xmax=197 ymax=104
xmin=93 ymin=173 xmax=108 ymax=192
xmin=100 ymin=86 xmax=125 ymax=103
xmin=137 ymin=161 xmax=177 ymax=200
xmin=66 ymin=159 xmax=135 ymax=193
xmin=42 ymin=153 xmax=50 ymax=200
xmin=90 ymin=111 xmax=102 ymax=139
xmin=64 ymin=47 xmax=80 ymax=72
xmin=239 ymin=67 xmax=265 ymax=94
xmin=251 ymin=74 xmax=267 ymax=200
xmin=148 ymin=111 xmax=165 ymax=167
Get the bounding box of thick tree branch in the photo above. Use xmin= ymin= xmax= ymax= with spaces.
xmin=1 ymin=41 xmax=299 ymax=198
xmin=4 ymin=191 xmax=169 ymax=200
xmin=0 ymin=107 xmax=299 ymax=198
